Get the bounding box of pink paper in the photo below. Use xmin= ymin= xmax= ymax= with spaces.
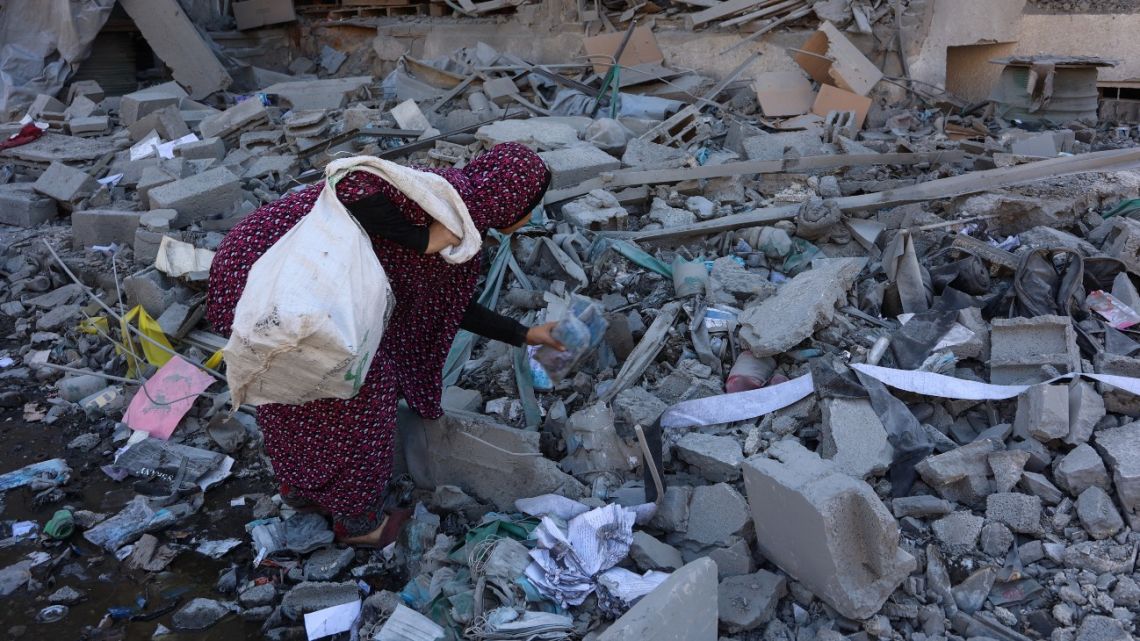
xmin=123 ymin=356 xmax=216 ymax=440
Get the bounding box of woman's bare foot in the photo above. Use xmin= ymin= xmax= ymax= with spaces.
xmin=338 ymin=514 xmax=390 ymax=547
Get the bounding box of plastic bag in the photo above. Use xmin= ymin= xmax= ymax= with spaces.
xmin=533 ymin=297 xmax=608 ymax=383
xmin=223 ymin=166 xmax=393 ymax=407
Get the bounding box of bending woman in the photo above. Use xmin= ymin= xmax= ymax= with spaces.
xmin=207 ymin=143 xmax=557 ymax=546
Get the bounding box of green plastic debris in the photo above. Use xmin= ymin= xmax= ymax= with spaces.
xmin=44 ymin=509 xmax=74 ymax=539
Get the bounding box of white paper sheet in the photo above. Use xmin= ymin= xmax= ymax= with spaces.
xmin=304 ymin=599 xmax=361 ymax=640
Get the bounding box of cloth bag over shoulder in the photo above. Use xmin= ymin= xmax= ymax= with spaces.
xmin=223 ymin=156 xmax=481 ymax=407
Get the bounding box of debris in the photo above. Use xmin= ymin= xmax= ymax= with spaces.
xmin=597 ymin=558 xmax=717 ymax=641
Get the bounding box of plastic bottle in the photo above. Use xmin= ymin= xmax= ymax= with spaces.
xmin=725 ymin=352 xmax=777 ymax=393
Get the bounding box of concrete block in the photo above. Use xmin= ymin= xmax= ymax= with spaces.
xmin=741 ymin=131 xmax=827 ymax=161
xmin=539 ymin=145 xmax=620 ymax=189
xmin=630 ymin=531 xmax=683 ymax=571
xmin=33 ymin=161 xmax=98 ymax=205
xmin=984 ymin=492 xmax=1043 ymax=535
xmin=124 ymin=267 xmax=189 ymax=318
xmin=0 ymin=183 xmax=57 ymax=227
xmin=148 ymin=167 xmax=241 ymax=229
xmin=561 ymin=189 xmax=628 ymax=230
xmin=988 ymin=450 xmax=1030 ymax=494
xmin=649 ymin=485 xmax=691 ymax=533
xmin=820 ymin=397 xmax=894 ymax=479
xmin=28 ymin=94 xmax=65 ymax=119
xmin=1013 ymin=384 xmax=1069 ymax=442
xmin=280 ymin=581 xmax=359 ymax=618
xmin=1066 ymin=380 xmax=1105 ymax=446
xmin=67 ymin=80 xmax=105 ymax=105
xmin=72 ymin=210 xmax=142 ymax=249
xmin=424 ymin=412 xmax=585 ymax=511
xmin=596 ymin=558 xmax=718 ymax=641
xmin=244 ymin=155 xmax=298 ymax=180
xmin=476 ymin=119 xmax=579 ymax=151
xmin=717 ymin=570 xmax=786 ymax=633
xmin=676 ymin=432 xmax=743 ymax=482
xmin=989 ymin=315 xmax=1080 ymax=384
xmin=681 ymin=482 xmax=750 ymax=547
xmin=915 ymin=438 xmax=998 ymax=487
xmin=738 ymin=257 xmax=866 ymax=357
xmin=1019 ymin=470 xmax=1064 ymax=505
xmin=134 ymin=228 xmax=167 ymax=264
xmin=68 ymin=115 xmax=109 ymax=135
xmin=138 ymin=166 xmax=179 ymax=202
xmin=1076 ymin=486 xmax=1124 ymax=540
xmin=1054 ymin=443 xmax=1110 ymax=497
xmin=709 ymin=257 xmax=776 ymax=305
xmin=1092 ymin=421 xmax=1140 ymax=529
xmin=1103 ymin=216 xmax=1140 ymax=276
xmin=199 ymin=97 xmax=268 ymax=139
xmin=178 ymin=137 xmax=226 ymax=162
xmin=119 ymin=82 xmax=187 ymax=126
xmin=621 ymin=137 xmax=687 ymax=169
xmin=140 ymin=209 xmax=178 ymax=232
xmin=699 ymin=537 xmax=755 ymax=578
xmin=128 ymin=104 xmax=190 ymax=142
xmin=741 ymin=440 xmax=915 ymax=619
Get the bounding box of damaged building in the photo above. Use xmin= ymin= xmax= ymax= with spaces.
xmin=3 ymin=0 xmax=1140 ymax=640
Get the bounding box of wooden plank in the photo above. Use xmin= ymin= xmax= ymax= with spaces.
xmin=545 ymin=151 xmax=967 ymax=203
xmin=611 ymin=147 xmax=1140 ymax=243
xmin=720 ymin=0 xmax=802 ymax=27
xmin=118 ymin=0 xmax=231 ymax=100
xmin=686 ymin=0 xmax=776 ymax=28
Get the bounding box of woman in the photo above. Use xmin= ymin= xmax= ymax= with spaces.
xmin=207 ymin=143 xmax=559 ymax=546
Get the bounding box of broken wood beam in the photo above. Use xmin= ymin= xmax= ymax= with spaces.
xmin=609 ymin=146 xmax=1140 ymax=243
xmin=686 ymin=0 xmax=782 ymax=28
xmin=545 ymin=151 xmax=967 ymax=203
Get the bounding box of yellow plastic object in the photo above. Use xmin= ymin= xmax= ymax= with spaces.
xmin=119 ymin=305 xmax=174 ymax=375
xmin=77 ymin=317 xmax=109 ymax=335
xmin=204 ymin=350 xmax=223 ymax=370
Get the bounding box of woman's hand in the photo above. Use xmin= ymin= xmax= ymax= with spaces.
xmin=425 ymin=222 xmax=460 ymax=254
xmin=526 ymin=322 xmax=565 ymax=351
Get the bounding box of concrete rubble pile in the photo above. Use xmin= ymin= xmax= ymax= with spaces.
xmin=3 ymin=0 xmax=1140 ymax=640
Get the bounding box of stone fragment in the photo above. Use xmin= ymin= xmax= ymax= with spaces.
xmin=682 ymin=483 xmax=750 ymax=546
xmin=179 ymin=137 xmax=226 ymax=162
xmin=985 ymin=493 xmax=1043 ymax=535
xmin=1019 ymin=471 xmax=1064 ymax=505
xmin=37 ymin=305 xmax=81 ymax=331
xmin=199 ymin=97 xmax=267 ymax=139
xmin=649 ymin=486 xmax=691 ymax=533
xmin=1055 ymin=443 xmax=1110 ymax=497
xmin=891 ymin=495 xmax=953 ymax=519
xmin=1074 ymin=615 xmax=1131 ymax=641
xmin=630 ymin=531 xmax=683 ymax=572
xmin=952 ymin=567 xmax=996 ymax=614
xmin=597 ymin=558 xmax=718 ymax=641
xmin=539 ymin=145 xmax=621 ymax=190
xmin=1013 ymin=384 xmax=1069 ymax=442
xmin=1066 ymin=380 xmax=1105 ymax=446
xmin=980 ymin=522 xmax=1015 ymax=557
xmin=1076 ymin=486 xmax=1124 ymax=540
xmin=612 ymin=386 xmax=667 ymax=431
xmin=676 ymin=433 xmax=744 ymax=482
xmin=1092 ymin=421 xmax=1140 ymax=528
xmin=702 ymin=537 xmax=755 ymax=578
xmin=647 ymin=198 xmax=696 ymax=227
xmin=68 ymin=115 xmax=109 ymax=135
xmin=717 ymin=570 xmax=786 ymax=633
xmin=931 ymin=512 xmax=984 ymax=553
xmin=819 ymin=398 xmax=893 ymax=478
xmin=303 ymin=547 xmax=355 ymax=581
xmin=915 ymin=438 xmax=999 ymax=504
xmin=280 ymin=581 xmax=359 ymax=619
xmin=621 ymin=137 xmax=687 ymax=169
xmin=738 ymin=258 xmax=866 ymax=357
xmin=708 ymin=257 xmax=776 ymax=305
xmin=476 ymin=119 xmax=579 ymax=150
xmin=172 ymin=598 xmax=229 ymax=630
xmin=1110 ymin=576 xmax=1140 ymax=608
xmin=988 ymin=450 xmax=1030 ymax=494
xmin=1062 ymin=540 xmax=1137 ymax=574
xmin=561 ymin=189 xmax=628 ymax=230
xmin=238 ymin=583 xmax=277 ymax=608
xmin=48 ymin=586 xmax=84 ymax=605
xmin=741 ymin=441 xmax=915 ymax=619
xmin=120 ymin=82 xmax=186 ymax=126
xmin=33 ymin=161 xmax=98 ymax=206
xmin=0 ymin=183 xmax=57 ymax=227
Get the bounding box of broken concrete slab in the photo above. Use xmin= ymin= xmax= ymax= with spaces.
xmin=561 ymin=190 xmax=628 ymax=231
xmin=1019 ymin=470 xmax=1065 ymax=505
xmin=476 ymin=118 xmax=580 ymax=151
xmin=1092 ymin=421 xmax=1140 ymax=528
xmin=629 ymin=531 xmax=683 ymax=572
xmin=1076 ymin=485 xmax=1125 ymax=540
xmin=984 ymin=492 xmax=1043 ymax=535
xmin=1066 ymin=380 xmax=1106 ymax=446
xmin=178 ymin=137 xmax=226 ymax=162
xmin=681 ymin=482 xmax=750 ymax=547
xmin=261 ymin=77 xmax=373 ymax=111
xmin=1054 ymin=443 xmax=1110 ymax=497
xmin=717 ymin=570 xmax=786 ymax=633
xmin=741 ymin=130 xmax=828 ymax=161
xmin=424 ymin=412 xmax=585 ymax=511
xmin=819 ymin=397 xmax=894 ymax=479
xmin=72 ymin=210 xmax=142 ymax=249
xmin=596 ymin=558 xmax=717 ymax=641
xmin=33 ymin=162 xmax=98 ymax=207
xmin=621 ymin=137 xmax=688 ymax=170
xmin=1013 ymin=384 xmax=1069 ymax=442
xmin=148 ymin=167 xmax=241 ymax=229
xmin=280 ymin=581 xmax=359 ymax=619
xmin=198 ymin=98 xmax=268 ymax=140
xmin=932 ymin=511 xmax=984 ymax=554
xmin=539 ymin=145 xmax=621 ymax=190
xmin=118 ymin=0 xmax=231 ymax=100
xmin=119 ymin=82 xmax=188 ymax=126
xmin=741 ymin=440 xmax=915 ymax=620
xmin=738 ymin=257 xmax=866 ymax=357
xmin=675 ymin=432 xmax=743 ymax=482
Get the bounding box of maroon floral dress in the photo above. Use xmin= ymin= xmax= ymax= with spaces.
xmin=207 ymin=143 xmax=550 ymax=535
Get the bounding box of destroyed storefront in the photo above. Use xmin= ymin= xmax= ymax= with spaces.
xmin=2 ymin=0 xmax=1140 ymax=640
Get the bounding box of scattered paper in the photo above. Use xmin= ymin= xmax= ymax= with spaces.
xmin=303 ymin=599 xmax=360 ymax=640
xmin=195 ymin=538 xmax=242 ymax=559
xmin=123 ymin=356 xmax=216 ymax=440
xmin=155 ymin=236 xmax=215 ymax=278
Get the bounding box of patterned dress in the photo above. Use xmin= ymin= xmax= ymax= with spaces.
xmin=207 ymin=143 xmax=550 ymax=535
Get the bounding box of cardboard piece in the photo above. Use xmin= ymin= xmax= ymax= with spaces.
xmin=233 ymin=0 xmax=297 ymax=30
xmin=582 ymin=26 xmax=664 ymax=75
xmin=812 ymin=84 xmax=871 ymax=130
xmin=753 ymin=71 xmax=816 ymax=118
xmin=793 ymin=21 xmax=883 ymax=97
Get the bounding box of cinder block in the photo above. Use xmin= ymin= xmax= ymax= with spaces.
xmin=539 ymin=145 xmax=620 ymax=189
xmin=741 ymin=440 xmax=916 ymax=620
xmin=148 ymin=167 xmax=241 ymax=229
xmin=198 ymin=97 xmax=267 ymax=139
xmin=1012 ymin=384 xmax=1069 ymax=442
xmin=119 ymin=82 xmax=187 ymax=126
xmin=68 ymin=116 xmax=110 ymax=135
xmin=72 ymin=210 xmax=142 ymax=249
xmin=0 ymin=184 xmax=58 ymax=227
xmin=33 ymin=161 xmax=98 ymax=206
xmin=178 ymin=137 xmax=226 ymax=162
xmin=989 ymin=315 xmax=1079 ymax=384
xmin=127 ymin=104 xmax=190 ymax=142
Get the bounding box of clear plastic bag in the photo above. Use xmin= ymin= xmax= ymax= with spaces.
xmin=533 ymin=297 xmax=608 ymax=383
